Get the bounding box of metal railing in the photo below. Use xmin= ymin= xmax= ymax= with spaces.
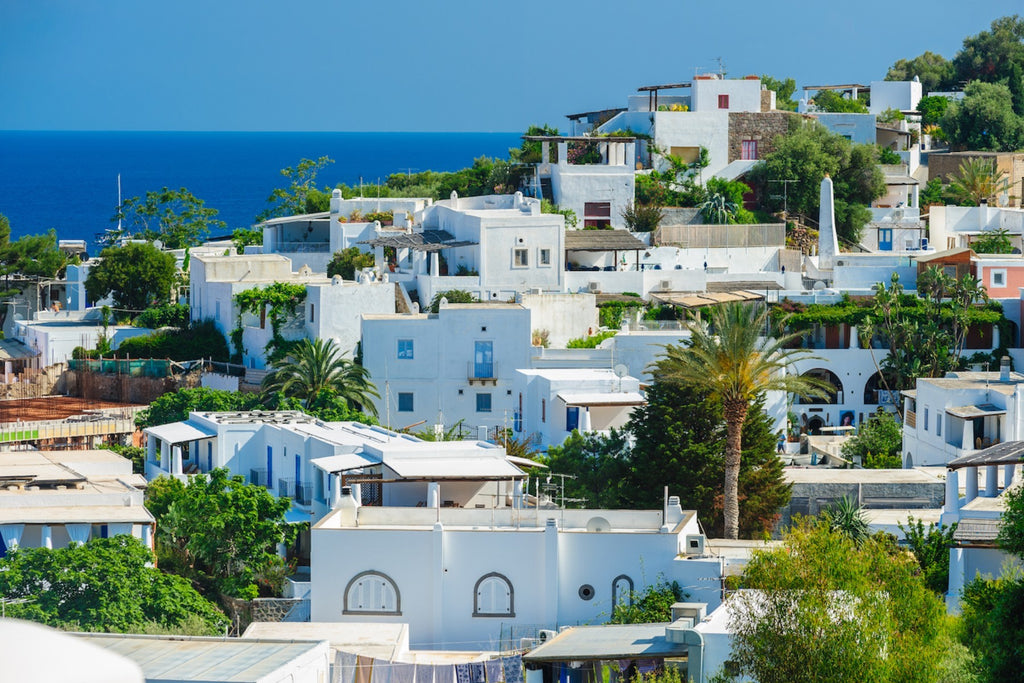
xmin=277 ymin=478 xmax=313 ymax=506
xmin=250 ymin=468 xmax=268 ymax=488
xmin=275 ymin=242 xmax=330 ymax=253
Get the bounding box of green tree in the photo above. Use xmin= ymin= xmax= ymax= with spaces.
xmin=812 ymin=89 xmax=869 ymax=113
xmin=232 ymin=227 xmax=263 ymax=253
xmin=0 ymin=536 xmax=228 ymax=634
xmin=748 ymin=121 xmax=885 ymax=243
xmin=886 ymin=51 xmax=956 ymax=92
xmin=135 ymin=386 xmax=262 ymax=428
xmin=262 ymin=337 xmax=379 ymax=416
xmin=429 ymin=289 xmax=478 ymax=312
xmin=971 ymin=227 xmax=1015 ymax=254
xmin=85 ymin=242 xmax=177 ymax=314
xmin=112 ymin=187 xmax=225 ymax=249
xmin=607 ymin=579 xmax=685 ymax=624
xmin=542 ymin=430 xmax=631 ymax=508
xmin=942 ymin=80 xmax=1023 ymax=152
xmin=732 ymin=520 xmax=950 ymax=683
xmin=510 ymin=124 xmax=560 ymax=164
xmin=760 ymin=75 xmax=798 ymax=111
xmin=257 ymin=156 xmax=334 ymax=221
xmin=326 ymin=247 xmax=375 ymax=280
xmin=917 ymin=95 xmax=952 ymax=127
xmin=898 ymin=515 xmax=958 ymax=595
xmin=620 ymin=202 xmax=663 ymax=232
xmin=953 ymin=15 xmax=1024 ymax=86
xmin=146 ymin=469 xmax=293 ymax=598
xmin=840 ymin=408 xmax=903 ymax=468
xmin=945 ymin=157 xmax=1012 ymax=206
xmin=660 ymin=303 xmax=830 ymax=539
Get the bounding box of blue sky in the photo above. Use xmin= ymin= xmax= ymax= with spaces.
xmin=2 ymin=1 xmax=1021 ymax=132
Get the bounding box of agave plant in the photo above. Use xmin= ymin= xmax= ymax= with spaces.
xmin=822 ymin=496 xmax=871 ymax=547
xmin=697 ymin=192 xmax=736 ymax=224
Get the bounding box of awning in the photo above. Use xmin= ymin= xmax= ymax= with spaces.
xmin=523 ymin=624 xmax=689 ymax=662
xmin=558 ymin=391 xmax=646 ymax=407
xmin=358 ymin=230 xmax=477 ymax=252
xmin=506 ymin=455 xmax=547 ymax=469
xmin=953 ymin=519 xmax=1001 ymax=544
xmin=947 ymin=404 xmax=1006 ymax=419
xmin=0 ymin=505 xmax=154 ymax=525
xmin=311 ymin=453 xmax=380 ymax=473
xmin=651 ymin=290 xmax=765 ymax=309
xmin=384 ymin=457 xmax=524 ymax=480
xmin=949 ymin=440 xmax=1024 ymax=470
xmin=145 ymin=422 xmax=216 ymax=444
xmin=0 ymin=339 xmax=38 ymax=361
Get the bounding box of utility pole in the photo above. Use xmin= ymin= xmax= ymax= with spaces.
xmin=768 ymin=179 xmax=798 ymax=219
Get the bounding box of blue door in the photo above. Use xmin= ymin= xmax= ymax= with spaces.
xmin=474 ymin=341 xmax=493 ymax=378
xmin=295 ymin=454 xmax=301 ymax=488
xmin=266 ymin=446 xmax=273 ymax=487
xmin=879 ymin=228 xmax=893 ymax=251
xmin=207 ymin=442 xmax=213 ymax=471
xmin=566 ymin=406 xmax=580 ymax=432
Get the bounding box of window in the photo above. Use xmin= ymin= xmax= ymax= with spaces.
xmin=566 ymin=406 xmax=580 ymax=431
xmin=309 ymin=303 xmax=315 ymax=323
xmin=612 ymin=575 xmax=634 ymax=607
xmin=473 ymin=573 xmax=514 ymax=617
xmin=215 ymin=300 xmax=221 ymax=322
xmin=584 ymin=202 xmax=612 ymax=229
xmin=344 ymin=571 xmax=401 ymax=615
xmin=741 ymin=139 xmax=758 ymax=160
xmin=924 ymin=407 xmax=929 ymax=432
xmin=476 ymin=393 xmax=492 ymax=413
xmin=398 ymin=393 xmax=414 ymax=412
xmin=539 ymin=248 xmax=551 ymax=266
xmin=937 ymin=413 xmax=943 ymax=437
xmin=541 ymin=399 xmax=546 ymax=423
xmin=513 ymin=248 xmax=529 ymax=267
xmin=397 ymin=339 xmax=414 ymax=359
xmin=991 ymin=269 xmax=1007 ymax=287
xmin=718 ymin=94 xmax=729 ymax=109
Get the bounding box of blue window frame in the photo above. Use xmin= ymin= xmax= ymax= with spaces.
xmin=397 ymin=339 xmax=414 ymax=359
xmin=566 ymin=406 xmax=580 ymax=431
xmin=267 ymin=446 xmax=273 ymax=485
xmin=476 ymin=393 xmax=492 ymax=413
xmin=398 ymin=393 xmax=414 ymax=412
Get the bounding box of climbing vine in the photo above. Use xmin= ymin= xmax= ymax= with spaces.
xmin=232 ymin=282 xmax=307 ymax=363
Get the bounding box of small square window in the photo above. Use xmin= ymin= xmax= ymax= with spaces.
xmin=539 ymin=248 xmax=551 ymax=266
xmin=718 ymin=94 xmax=729 ymax=109
xmin=991 ymin=269 xmax=1007 ymax=287
xmin=514 ymin=248 xmax=529 ymax=267
xmin=398 ymin=393 xmax=414 ymax=412
xmin=397 ymin=339 xmax=414 ymax=359
xmin=476 ymin=393 xmax=492 ymax=413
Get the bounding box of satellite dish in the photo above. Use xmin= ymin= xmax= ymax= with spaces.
xmin=152 ymin=239 xmax=163 ymax=250
xmin=613 ymin=364 xmax=629 ymax=378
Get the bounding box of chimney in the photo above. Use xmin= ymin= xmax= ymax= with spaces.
xmin=818 ymin=175 xmax=840 ymax=271
xmin=1001 ymin=356 xmax=1011 ymax=381
xmin=338 ymin=485 xmax=358 ymax=527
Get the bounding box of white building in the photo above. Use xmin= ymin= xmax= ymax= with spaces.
xmin=362 ymin=303 xmax=534 ymax=436
xmin=190 ymin=253 xmax=395 ymax=371
xmin=13 ymin=309 xmax=153 ymax=369
xmin=310 ymin=491 xmax=723 ymax=649
xmin=929 ymin=205 xmax=1024 ymax=254
xmin=0 ymin=450 xmax=154 ymax=555
xmin=902 ymin=362 xmax=1024 ymax=467
xmin=142 ymin=411 xmax=526 ymax=523
xmin=513 ymin=368 xmax=644 ymax=449
xmin=869 ymin=79 xmax=923 ymax=116
xmin=941 ymin=444 xmax=1023 ymax=611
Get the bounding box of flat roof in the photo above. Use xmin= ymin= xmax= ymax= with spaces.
xmin=784 ymin=467 xmax=942 ymax=485
xmin=558 ymin=391 xmax=645 ymax=406
xmin=385 ymin=455 xmax=523 ymax=480
xmin=949 ymin=441 xmax=1024 ymax=470
xmin=947 ymin=404 xmax=1006 ymax=419
xmin=145 ymin=421 xmax=217 ymax=444
xmin=76 ymin=633 xmax=326 ymax=682
xmin=523 ymin=623 xmax=687 ymax=662
xmin=0 ymin=504 xmax=153 ymax=524
xmin=242 ymin=622 xmax=406 ymax=661
xmin=565 ymin=229 xmax=647 ymax=252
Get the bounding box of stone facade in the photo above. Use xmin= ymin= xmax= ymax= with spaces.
xmin=727 ymin=112 xmax=798 ymax=164
xmin=929 ymin=152 xmax=1024 ymax=207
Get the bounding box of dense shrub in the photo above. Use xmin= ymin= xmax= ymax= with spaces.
xmin=113 ymin=319 xmax=230 ymax=361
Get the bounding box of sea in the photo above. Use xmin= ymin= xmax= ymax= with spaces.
xmin=0 ymin=131 xmax=522 ymax=250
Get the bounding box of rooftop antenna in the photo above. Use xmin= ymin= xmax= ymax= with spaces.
xmin=715 ymin=56 xmax=726 ymax=78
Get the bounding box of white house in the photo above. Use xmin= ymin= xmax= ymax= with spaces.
xmin=929 ymin=205 xmax=1024 ymax=254
xmin=12 ymin=309 xmax=153 ymax=369
xmin=902 ymin=361 xmax=1024 ymax=467
xmin=940 ymin=443 xmax=1023 ymax=611
xmin=0 ymin=449 xmax=154 ymax=555
xmin=190 ymin=253 xmax=396 ymax=371
xmin=361 ymin=303 xmax=534 ymax=436
xmin=513 ymin=368 xmax=644 ymax=449
xmin=310 ymin=490 xmax=723 ymax=649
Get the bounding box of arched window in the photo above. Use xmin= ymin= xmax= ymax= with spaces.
xmin=343 ymin=571 xmax=401 ymax=615
xmin=612 ymin=575 xmax=634 ymax=607
xmin=474 ymin=572 xmax=514 ymax=617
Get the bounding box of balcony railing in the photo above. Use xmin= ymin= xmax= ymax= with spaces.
xmin=468 ymin=361 xmax=498 ymax=384
xmin=278 ymin=478 xmax=314 ymax=506
xmin=275 ymin=242 xmax=330 ymax=253
xmin=251 ymin=468 xmax=269 ymax=488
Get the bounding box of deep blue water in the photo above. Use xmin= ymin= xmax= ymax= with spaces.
xmin=0 ymin=131 xmax=521 ymax=247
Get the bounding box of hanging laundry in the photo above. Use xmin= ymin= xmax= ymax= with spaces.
xmin=484 ymin=659 xmax=503 ymax=683
xmin=502 ymin=655 xmax=524 ymax=683
xmin=356 ymin=656 xmax=375 ymax=683
xmin=336 ymin=652 xmax=358 ymax=683
xmin=470 ymin=662 xmax=486 ymax=683
xmin=392 ymin=662 xmax=416 ymax=683
xmin=456 ymin=663 xmax=473 ymax=683
xmin=415 ymin=663 xmax=434 ymax=683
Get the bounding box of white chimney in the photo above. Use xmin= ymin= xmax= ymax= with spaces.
xmin=1001 ymin=356 xmax=1011 ymax=381
xmin=338 ymin=486 xmax=358 ymax=527
xmin=818 ymin=175 xmax=840 ymax=271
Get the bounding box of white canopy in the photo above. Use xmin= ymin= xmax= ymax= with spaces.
xmin=310 ymin=453 xmax=380 ymax=474
xmin=145 ymin=421 xmax=216 ymax=444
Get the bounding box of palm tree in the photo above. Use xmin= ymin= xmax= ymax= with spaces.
xmin=660 ymin=303 xmax=831 ymax=539
xmin=945 ymin=157 xmax=1010 ymax=206
xmin=262 ymin=338 xmax=379 ymax=416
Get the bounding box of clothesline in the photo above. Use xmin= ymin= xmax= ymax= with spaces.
xmin=335 ymin=652 xmax=525 ymax=683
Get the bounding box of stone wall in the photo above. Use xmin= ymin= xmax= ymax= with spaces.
xmin=63 ymin=367 xmax=199 ymax=404
xmin=929 ymin=152 xmax=1024 ymax=207
xmin=727 ymin=112 xmax=798 ymax=164
xmin=777 ymin=479 xmax=945 ymax=531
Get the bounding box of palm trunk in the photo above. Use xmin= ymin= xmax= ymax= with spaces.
xmin=723 ymin=400 xmax=747 ymax=540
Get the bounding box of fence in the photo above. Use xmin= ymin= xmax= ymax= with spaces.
xmin=655 ymin=223 xmax=785 ymax=248
xmin=68 ymin=358 xmax=178 ymax=378
xmin=0 ymin=417 xmax=136 ymax=444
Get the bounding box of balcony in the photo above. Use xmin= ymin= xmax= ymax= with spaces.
xmin=278 ymin=478 xmax=314 ymax=506
xmin=468 ymin=361 xmax=498 ymax=385
xmin=251 ymin=468 xmax=269 ymax=488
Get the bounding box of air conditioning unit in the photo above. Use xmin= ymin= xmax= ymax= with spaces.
xmin=685 ymin=534 xmax=706 ymax=557
xmin=660 ymin=280 xmax=672 ymax=291
xmin=520 ymin=638 xmax=539 ymax=650
xmin=588 ymin=282 xmax=600 ymax=293
xmin=538 ymin=629 xmax=557 ymax=642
